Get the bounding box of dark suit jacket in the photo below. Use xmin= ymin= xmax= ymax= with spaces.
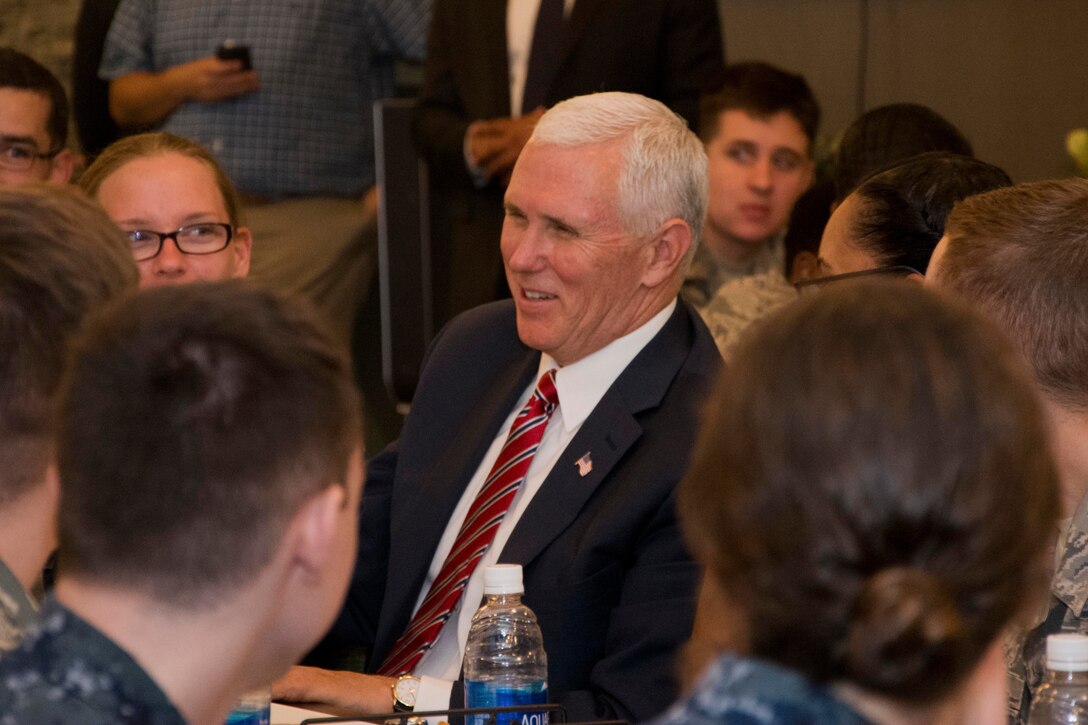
xmin=414 ymin=0 xmax=725 ymax=325
xmin=334 ymin=299 xmax=721 ymax=721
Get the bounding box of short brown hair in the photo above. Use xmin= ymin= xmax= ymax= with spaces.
xmin=938 ymin=178 xmax=1088 ymax=410
xmin=682 ymin=281 xmax=1057 ymax=704
xmin=79 ymin=131 xmax=244 ymax=225
xmin=57 ymin=282 xmax=361 ymax=604
xmin=698 ymin=62 xmax=820 ymax=149
xmin=0 ymin=47 xmax=69 ymax=149
xmin=0 ymin=185 xmax=136 ymax=504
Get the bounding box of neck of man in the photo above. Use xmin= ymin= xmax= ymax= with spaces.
xmin=0 ymin=481 xmax=56 ymax=593
xmin=701 ymin=223 xmax=775 ymax=269
xmin=54 ymin=576 xmax=282 ymax=725
xmin=1045 ymin=399 xmax=1088 ymax=520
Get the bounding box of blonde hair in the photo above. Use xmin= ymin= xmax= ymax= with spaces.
xmin=80 ymin=132 xmax=244 ymax=225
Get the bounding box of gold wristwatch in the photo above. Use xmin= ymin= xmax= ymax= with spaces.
xmin=392 ymin=674 xmax=420 ymax=712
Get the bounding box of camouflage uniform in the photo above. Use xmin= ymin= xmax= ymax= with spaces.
xmin=681 ymin=237 xmax=785 ymax=309
xmin=1007 ymin=498 xmax=1088 ymax=724
xmin=697 ymin=270 xmax=798 ymax=361
xmin=0 ymin=558 xmax=36 ymax=651
xmin=0 ymin=599 xmax=185 ymax=724
xmin=649 ymin=653 xmax=870 ymax=725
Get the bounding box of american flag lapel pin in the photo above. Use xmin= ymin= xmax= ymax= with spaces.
xmin=575 ymin=451 xmax=593 ymax=477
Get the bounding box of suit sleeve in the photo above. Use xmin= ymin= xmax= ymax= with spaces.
xmin=555 ymin=491 xmax=698 ymax=721
xmin=413 ymin=0 xmax=476 ymax=183
xmin=329 ymin=311 xmax=463 ymax=649
xmin=660 ymin=0 xmax=725 ymax=131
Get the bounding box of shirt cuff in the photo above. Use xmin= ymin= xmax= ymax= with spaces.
xmin=415 ymin=675 xmax=454 ymax=714
xmin=463 ymin=130 xmax=491 ymax=188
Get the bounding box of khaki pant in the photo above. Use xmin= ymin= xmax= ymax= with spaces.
xmin=245 ymin=191 xmax=378 ymax=349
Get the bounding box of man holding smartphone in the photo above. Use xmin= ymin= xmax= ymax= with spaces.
xmin=98 ymin=1 xmax=430 ymax=348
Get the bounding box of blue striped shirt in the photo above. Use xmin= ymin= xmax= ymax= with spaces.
xmin=100 ymin=0 xmax=429 ymax=197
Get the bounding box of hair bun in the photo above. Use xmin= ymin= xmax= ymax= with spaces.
xmin=844 ymin=567 xmax=969 ymax=700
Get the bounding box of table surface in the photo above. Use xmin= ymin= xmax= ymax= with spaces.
xmin=271 ymin=702 xmax=370 ymax=725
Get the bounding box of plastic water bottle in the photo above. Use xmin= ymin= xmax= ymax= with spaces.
xmin=463 ymin=564 xmax=548 ymax=725
xmin=1028 ymin=634 xmax=1088 ymax=724
xmin=223 ymin=686 xmax=270 ymax=725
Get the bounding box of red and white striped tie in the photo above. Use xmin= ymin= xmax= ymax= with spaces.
xmin=377 ymin=369 xmax=560 ymax=676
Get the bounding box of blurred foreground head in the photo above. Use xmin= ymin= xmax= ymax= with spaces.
xmin=682 ymin=281 xmax=1057 ymax=709
xmin=0 ymin=185 xmax=136 ymax=507
xmin=57 ymin=282 xmax=362 ymax=669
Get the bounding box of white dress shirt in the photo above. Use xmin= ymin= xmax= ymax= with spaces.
xmin=412 ymin=299 xmax=676 ymax=709
xmin=506 ymin=0 xmax=576 ymax=116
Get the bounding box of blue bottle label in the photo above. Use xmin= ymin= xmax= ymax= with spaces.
xmin=224 ymin=705 xmax=269 ymax=725
xmin=464 ymin=680 xmax=548 ymax=725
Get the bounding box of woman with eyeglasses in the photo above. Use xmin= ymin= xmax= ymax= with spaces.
xmin=80 ymin=132 xmax=252 ymax=287
xmin=809 ymin=152 xmax=1010 ymax=288
xmin=658 ymin=281 xmax=1058 ymax=724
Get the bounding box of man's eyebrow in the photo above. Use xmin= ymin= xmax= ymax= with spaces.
xmin=542 ymin=214 xmax=578 ymax=234
xmin=503 ymin=201 xmax=524 ymax=215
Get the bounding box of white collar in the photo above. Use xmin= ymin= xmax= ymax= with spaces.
xmin=537 ymin=299 xmax=677 ymax=433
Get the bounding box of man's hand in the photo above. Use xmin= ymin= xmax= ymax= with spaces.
xmin=166 ymin=56 xmax=259 ymax=103
xmin=110 ymin=56 xmax=259 ymax=128
xmin=466 ymin=109 xmax=544 ymax=185
xmin=272 ymin=665 xmax=396 ymax=716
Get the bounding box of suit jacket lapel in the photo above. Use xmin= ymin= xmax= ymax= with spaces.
xmin=500 ymin=302 xmax=694 ymax=568
xmin=552 ymin=0 xmax=611 ymax=87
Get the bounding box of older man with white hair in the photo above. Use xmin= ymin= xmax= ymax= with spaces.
xmin=275 ymin=91 xmax=721 ymax=721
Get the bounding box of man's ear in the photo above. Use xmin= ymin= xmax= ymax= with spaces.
xmin=49 ymin=149 xmax=75 ymax=184
xmin=788 ymin=250 xmax=820 ymax=284
xmin=642 ymin=218 xmax=693 ymax=288
xmin=288 ymin=484 xmax=345 ymax=584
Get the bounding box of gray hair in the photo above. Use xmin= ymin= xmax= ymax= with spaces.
xmin=530 ymin=92 xmax=708 ymax=263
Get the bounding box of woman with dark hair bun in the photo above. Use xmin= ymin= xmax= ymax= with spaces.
xmin=656 ymin=281 xmax=1059 ymax=724
xmin=813 ymin=152 xmax=1010 ymax=284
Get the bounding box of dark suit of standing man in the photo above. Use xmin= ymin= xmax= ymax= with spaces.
xmin=274 ymin=91 xmax=721 ymax=721
xmin=416 ymin=0 xmax=724 ymax=325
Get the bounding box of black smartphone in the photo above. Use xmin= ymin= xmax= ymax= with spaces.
xmin=216 ymin=41 xmax=252 ymax=71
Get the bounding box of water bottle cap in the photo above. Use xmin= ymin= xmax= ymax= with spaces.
xmin=483 ymin=564 xmax=524 ymax=594
xmin=1047 ymin=634 xmax=1088 ymax=671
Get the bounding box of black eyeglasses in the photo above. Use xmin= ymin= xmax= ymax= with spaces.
xmin=794 ymin=265 xmax=922 ymax=293
xmin=125 ymin=223 xmax=234 ymax=262
xmin=0 ymin=139 xmax=62 ymax=172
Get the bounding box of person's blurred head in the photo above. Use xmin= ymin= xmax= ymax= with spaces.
xmin=503 ymin=91 xmax=706 ymax=364
xmin=929 ymin=178 xmax=1088 ymax=414
xmin=80 ymin=132 xmax=251 ymax=288
xmin=782 ymin=175 xmax=835 ymax=283
xmin=816 ymin=152 xmax=1011 ymax=279
xmin=833 ymin=103 xmax=973 ymax=203
xmin=0 ymin=47 xmax=74 ymax=186
xmin=682 ymin=281 xmax=1057 ymax=711
xmin=698 ymin=62 xmax=819 ymax=258
xmin=57 ymin=282 xmax=362 ymax=676
xmin=0 ymin=185 xmax=136 ymax=573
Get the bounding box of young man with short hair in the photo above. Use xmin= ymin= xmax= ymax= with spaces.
xmin=0 ymin=48 xmax=75 ymax=187
xmin=682 ymin=62 xmax=819 ymax=307
xmin=0 ymin=185 xmax=137 ymax=651
xmin=926 ymin=178 xmax=1088 ymax=724
xmin=0 ymin=282 xmax=364 ymax=724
